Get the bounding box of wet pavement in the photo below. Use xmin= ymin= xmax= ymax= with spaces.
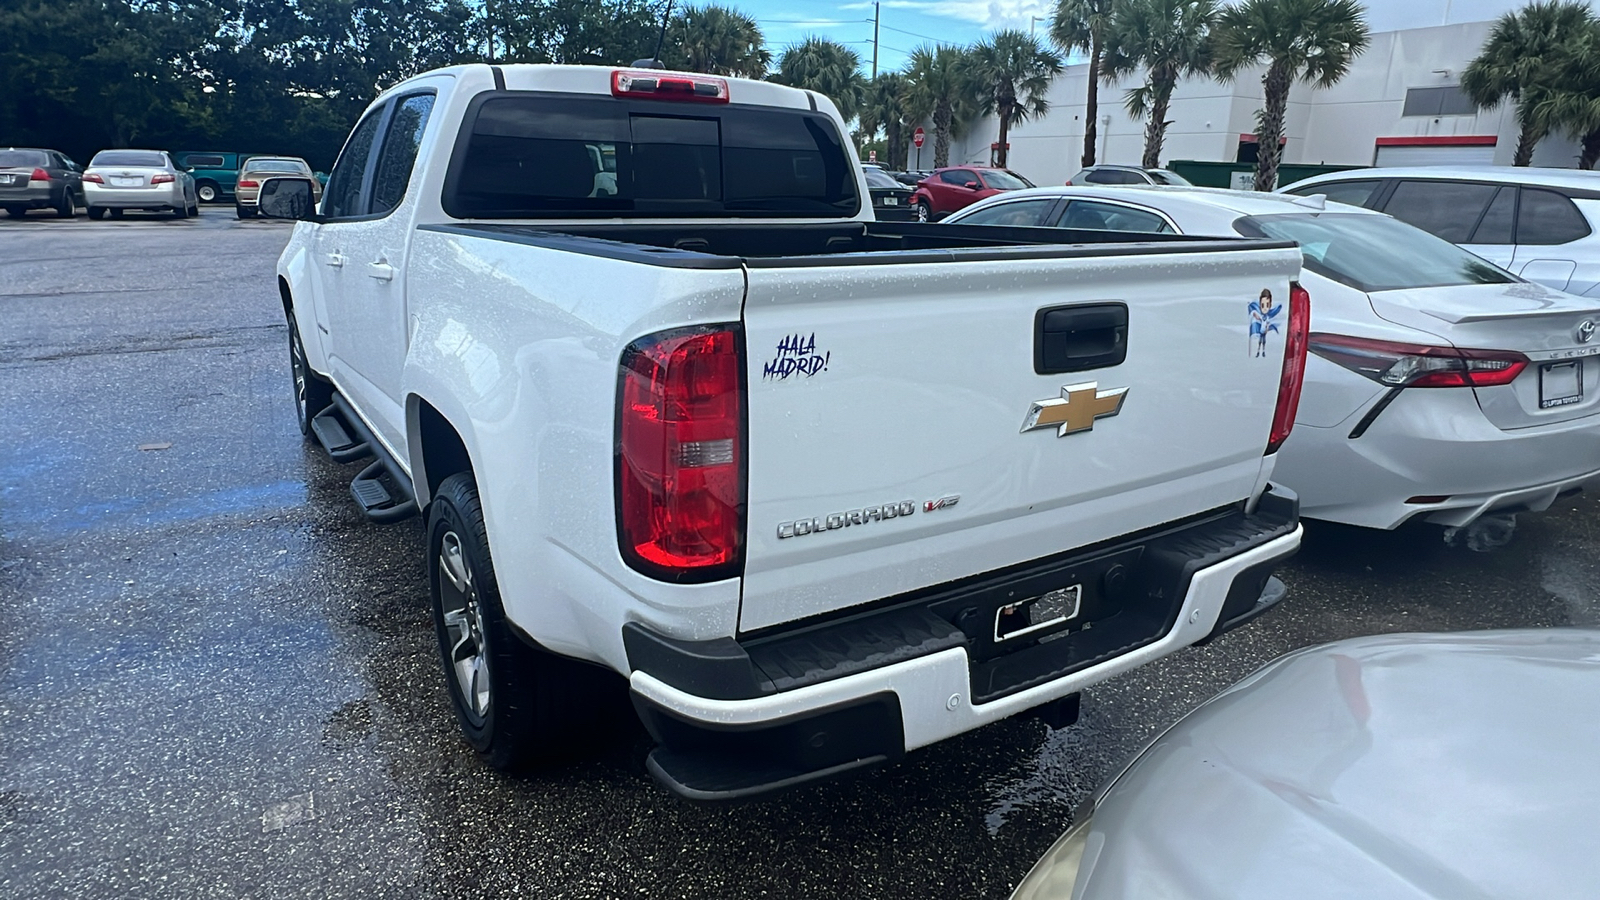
xmin=3 ymin=209 xmax=1598 ymax=899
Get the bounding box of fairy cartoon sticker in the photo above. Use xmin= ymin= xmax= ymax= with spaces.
xmin=1248 ymin=288 xmax=1282 ymax=357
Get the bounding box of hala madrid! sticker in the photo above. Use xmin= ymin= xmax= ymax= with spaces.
xmin=1249 ymin=288 xmax=1282 ymax=357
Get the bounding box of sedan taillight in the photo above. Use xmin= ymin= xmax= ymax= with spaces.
xmin=237 ymin=179 xmax=259 ymax=188
xmin=1309 ymin=333 xmax=1528 ymax=388
xmin=82 ymin=173 xmax=104 ymax=183
xmin=151 ymin=173 xmax=175 ymax=184
xmin=29 ymin=167 xmax=49 ymax=182
xmin=617 ymin=325 xmax=745 ymax=581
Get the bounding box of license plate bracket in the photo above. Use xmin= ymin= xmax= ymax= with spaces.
xmin=1540 ymin=360 xmax=1583 ymax=409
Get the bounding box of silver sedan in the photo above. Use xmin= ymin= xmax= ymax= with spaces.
xmin=83 ymin=149 xmax=198 ymax=219
xmin=1012 ymin=629 xmax=1600 ymax=899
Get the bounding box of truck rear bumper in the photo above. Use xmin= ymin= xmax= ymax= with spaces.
xmin=628 ymin=489 xmax=1301 ymax=800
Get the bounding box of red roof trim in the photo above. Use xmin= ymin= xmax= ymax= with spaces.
xmin=1375 ymin=135 xmax=1498 ymax=147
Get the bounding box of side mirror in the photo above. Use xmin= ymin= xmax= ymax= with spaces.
xmin=258 ymin=177 xmax=318 ymax=220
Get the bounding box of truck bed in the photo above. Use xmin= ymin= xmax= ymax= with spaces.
xmin=419 ymin=220 xmax=1292 ymax=268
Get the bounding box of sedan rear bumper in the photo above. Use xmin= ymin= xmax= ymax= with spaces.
xmin=1274 ymin=387 xmax=1600 ymax=528
xmin=0 ymin=185 xmax=54 ymax=207
xmin=85 ymin=184 xmax=184 ymax=209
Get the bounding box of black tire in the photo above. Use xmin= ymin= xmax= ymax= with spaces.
xmin=56 ymin=190 xmax=74 ymax=218
xmin=172 ymin=203 xmax=188 ymax=219
xmin=4 ymin=205 xmax=25 ymax=218
xmin=288 ymin=313 xmax=333 ymax=437
xmin=427 ymin=472 xmax=625 ymax=770
xmin=236 ymin=205 xmax=256 ymax=219
xmin=916 ymin=199 xmax=931 ymax=223
xmin=108 ymin=208 xmax=123 ymax=219
xmin=196 ymin=181 xmax=219 ymax=203
xmin=88 ymin=206 xmax=105 ymax=220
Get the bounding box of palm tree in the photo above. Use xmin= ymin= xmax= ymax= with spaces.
xmin=1212 ymin=0 xmax=1369 ymax=191
xmin=1049 ymin=0 xmax=1116 ymax=168
xmin=859 ymin=72 xmax=914 ymax=169
xmin=1101 ymin=0 xmax=1217 ymax=169
xmin=1462 ymin=1 xmax=1596 ymax=167
xmin=1528 ymin=24 xmax=1600 ymax=168
xmin=965 ymin=31 xmax=1064 ymax=168
xmin=662 ymin=4 xmax=771 ymax=79
xmin=772 ymin=37 xmax=867 ymax=122
xmin=904 ymin=44 xmax=971 ymax=168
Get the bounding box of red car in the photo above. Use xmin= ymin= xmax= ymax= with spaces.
xmin=911 ymin=166 xmax=1034 ymax=222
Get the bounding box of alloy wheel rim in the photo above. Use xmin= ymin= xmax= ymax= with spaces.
xmin=291 ymin=331 xmax=307 ymax=421
xmin=438 ymin=530 xmax=491 ymax=718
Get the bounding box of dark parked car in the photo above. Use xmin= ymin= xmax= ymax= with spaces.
xmin=910 ymin=166 xmax=1033 ymax=222
xmin=895 ymin=169 xmax=932 ymax=186
xmin=862 ymin=165 xmax=915 ymax=220
xmin=0 ymin=147 xmax=85 ymax=218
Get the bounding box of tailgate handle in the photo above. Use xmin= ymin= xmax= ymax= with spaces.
xmin=1035 ymin=303 xmax=1128 ymax=374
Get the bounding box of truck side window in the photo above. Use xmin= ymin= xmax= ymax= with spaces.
xmin=324 ymin=110 xmax=385 ymax=218
xmin=370 ymin=94 xmax=436 ymax=216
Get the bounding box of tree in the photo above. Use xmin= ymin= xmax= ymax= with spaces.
xmin=1049 ymin=0 xmax=1115 ymax=168
xmin=772 ymin=37 xmax=867 ymax=122
xmin=661 ymin=4 xmax=770 ymax=78
xmin=859 ymin=72 xmax=914 ymax=168
xmin=484 ymin=0 xmax=663 ymax=66
xmin=1462 ymin=1 xmax=1597 ymax=167
xmin=1213 ymin=0 xmax=1369 ymax=191
xmin=1526 ymin=24 xmax=1600 ymax=168
xmin=964 ymin=30 xmax=1063 ymax=168
xmin=1101 ymin=0 xmax=1217 ymax=169
xmin=904 ymin=45 xmax=972 ymax=168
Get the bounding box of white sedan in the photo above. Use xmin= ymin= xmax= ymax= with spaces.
xmin=947 ymin=186 xmax=1600 ymax=532
xmin=82 ymin=149 xmax=198 ymax=220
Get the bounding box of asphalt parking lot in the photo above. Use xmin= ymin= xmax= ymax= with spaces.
xmin=3 ymin=208 xmax=1599 ymax=900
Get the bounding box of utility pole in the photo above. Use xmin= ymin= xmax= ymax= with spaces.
xmin=872 ymin=3 xmax=880 ymax=79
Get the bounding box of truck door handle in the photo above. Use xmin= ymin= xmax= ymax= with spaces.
xmin=1035 ymin=303 xmax=1129 ymax=374
xmin=367 ymin=262 xmax=395 ymax=282
xmin=324 ymin=252 xmax=346 ymax=268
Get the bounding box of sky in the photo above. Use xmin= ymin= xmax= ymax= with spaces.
xmin=736 ymin=0 xmax=1537 ymax=75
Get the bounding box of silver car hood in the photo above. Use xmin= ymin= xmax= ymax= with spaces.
xmin=1075 ymin=630 xmax=1600 ymax=900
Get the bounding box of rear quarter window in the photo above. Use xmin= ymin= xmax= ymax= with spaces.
xmin=1380 ymin=180 xmax=1498 ymax=242
xmin=1516 ymin=188 xmax=1592 ymax=244
xmin=443 ymin=94 xmax=860 ymax=218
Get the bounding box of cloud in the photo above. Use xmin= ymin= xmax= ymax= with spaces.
xmin=838 ymin=0 xmax=1052 ymax=30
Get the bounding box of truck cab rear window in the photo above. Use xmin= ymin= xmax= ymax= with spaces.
xmin=443 ymin=94 xmax=860 ymax=218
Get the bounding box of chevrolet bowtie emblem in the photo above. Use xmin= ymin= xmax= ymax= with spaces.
xmin=1021 ymin=382 xmax=1129 ymax=436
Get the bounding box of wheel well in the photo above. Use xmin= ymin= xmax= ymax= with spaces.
xmin=277 ymin=277 xmax=294 ymax=319
xmin=417 ymin=401 xmax=473 ymax=504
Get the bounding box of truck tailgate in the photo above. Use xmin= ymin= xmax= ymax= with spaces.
xmin=738 ymin=245 xmax=1304 ymax=632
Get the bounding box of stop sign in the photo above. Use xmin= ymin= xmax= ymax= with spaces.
xmin=913 ymin=127 xmax=926 ymax=148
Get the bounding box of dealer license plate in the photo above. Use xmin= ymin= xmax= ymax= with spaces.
xmin=1540 ymin=361 xmax=1583 ymax=408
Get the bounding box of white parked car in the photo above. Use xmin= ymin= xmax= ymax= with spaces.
xmin=1281 ymin=167 xmax=1600 ymax=296
xmin=82 ymin=149 xmax=198 ymax=220
xmin=947 ymin=186 xmax=1600 ymax=531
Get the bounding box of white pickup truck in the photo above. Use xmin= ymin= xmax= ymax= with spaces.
xmin=263 ymin=63 xmax=1307 ymax=800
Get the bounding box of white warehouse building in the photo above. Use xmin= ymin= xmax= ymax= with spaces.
xmin=921 ymin=19 xmax=1586 ymax=186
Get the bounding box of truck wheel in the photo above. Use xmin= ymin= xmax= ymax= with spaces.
xmin=916 ymin=200 xmax=931 ymax=223
xmin=288 ymin=313 xmax=333 ymax=436
xmin=197 ymin=182 xmax=218 ymax=203
xmin=427 ymin=473 xmax=623 ymax=770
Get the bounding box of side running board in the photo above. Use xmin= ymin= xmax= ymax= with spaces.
xmin=309 ymin=394 xmax=418 ymax=524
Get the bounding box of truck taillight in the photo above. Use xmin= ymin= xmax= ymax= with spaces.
xmin=617 ymin=325 xmax=745 ymax=580
xmin=1267 ymin=282 xmax=1310 ymax=455
xmin=30 ymin=167 xmax=49 ymax=182
xmin=612 ymin=70 xmax=730 ymax=103
xmin=1308 ymin=333 xmax=1529 ymax=388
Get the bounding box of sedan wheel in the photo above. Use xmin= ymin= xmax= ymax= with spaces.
xmin=56 ymin=191 xmax=75 ymax=218
xmin=916 ymin=201 xmax=931 ymax=223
